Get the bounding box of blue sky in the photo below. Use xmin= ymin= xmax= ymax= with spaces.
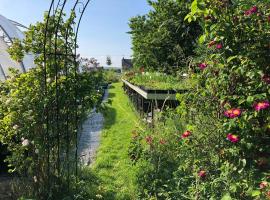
xmin=0 ymin=0 xmax=150 ymax=68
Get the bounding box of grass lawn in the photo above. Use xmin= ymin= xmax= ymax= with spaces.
xmin=82 ymin=82 xmax=143 ymax=200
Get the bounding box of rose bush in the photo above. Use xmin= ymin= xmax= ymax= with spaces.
xmin=129 ymin=0 xmax=270 ymax=199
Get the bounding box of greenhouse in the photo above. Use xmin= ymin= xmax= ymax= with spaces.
xmin=0 ymin=14 xmax=34 ymax=80
xmin=0 ymin=0 xmax=270 ymax=200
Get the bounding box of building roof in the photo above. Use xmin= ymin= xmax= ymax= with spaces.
xmin=0 ymin=14 xmax=35 ymax=80
xmin=122 ymin=58 xmax=133 ymax=70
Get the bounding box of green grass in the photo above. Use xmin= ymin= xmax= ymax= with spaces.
xmin=122 ymin=71 xmax=196 ymax=90
xmin=82 ymin=82 xmax=143 ymax=200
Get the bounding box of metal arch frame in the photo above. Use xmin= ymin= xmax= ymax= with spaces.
xmin=43 ymin=0 xmax=90 ymax=197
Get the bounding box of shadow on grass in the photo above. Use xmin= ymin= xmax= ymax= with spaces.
xmin=101 ymin=91 xmax=117 ymax=131
xmin=76 ymin=167 xmax=117 ymax=200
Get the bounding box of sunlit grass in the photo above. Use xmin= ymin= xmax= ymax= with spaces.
xmin=83 ymin=82 xmax=142 ymax=200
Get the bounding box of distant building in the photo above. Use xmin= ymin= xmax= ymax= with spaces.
xmin=122 ymin=58 xmax=133 ymax=71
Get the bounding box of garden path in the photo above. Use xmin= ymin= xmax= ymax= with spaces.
xmin=78 ymin=89 xmax=109 ymax=165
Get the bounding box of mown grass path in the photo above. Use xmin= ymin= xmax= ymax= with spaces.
xmin=88 ymin=82 xmax=142 ymax=200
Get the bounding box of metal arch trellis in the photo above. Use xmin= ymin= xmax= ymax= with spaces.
xmin=43 ymin=0 xmax=90 ymax=197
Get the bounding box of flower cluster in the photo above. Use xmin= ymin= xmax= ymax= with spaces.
xmin=224 ymin=108 xmax=241 ymax=118
xmin=254 ymin=101 xmax=270 ymax=111
xmin=244 ymin=6 xmax=258 ymax=16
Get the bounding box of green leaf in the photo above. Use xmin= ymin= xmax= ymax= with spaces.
xmin=247 ymin=96 xmax=254 ymax=104
xmin=221 ymin=193 xmax=232 ymax=200
xmin=227 ymin=56 xmax=237 ymax=63
xmin=251 ymin=190 xmax=261 ymax=197
xmin=191 ymin=0 xmax=198 ymax=14
xmin=198 ymin=34 xmax=206 ymax=44
xmin=184 ymin=14 xmax=191 ymax=21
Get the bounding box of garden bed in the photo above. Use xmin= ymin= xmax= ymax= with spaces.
xmin=122 ymin=79 xmax=187 ymax=123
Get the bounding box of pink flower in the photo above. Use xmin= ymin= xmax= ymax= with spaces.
xmin=254 ymin=101 xmax=270 ymax=111
xmin=181 ymin=130 xmax=192 ymax=139
xmin=260 ymin=181 xmax=268 ymax=189
xmin=145 ymin=136 xmax=153 ymax=145
xmin=262 ymin=75 xmax=270 ymax=84
xmin=250 ymin=6 xmax=258 ymax=14
xmin=227 ymin=134 xmax=240 ymax=143
xmin=224 ymin=108 xmax=241 ymax=118
xmin=198 ymin=170 xmax=206 ymax=178
xmin=198 ymin=63 xmax=207 ymax=70
xmin=216 ymin=43 xmax=223 ymax=49
xmin=245 ymin=6 xmax=258 ymax=16
xmin=244 ymin=10 xmax=252 ymax=16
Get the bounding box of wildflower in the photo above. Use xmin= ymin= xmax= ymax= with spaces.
xmin=268 ymin=16 xmax=270 ymax=23
xmin=260 ymin=181 xmax=268 ymax=189
xmin=198 ymin=63 xmax=207 ymax=70
xmin=227 ymin=134 xmax=240 ymax=143
xmin=13 ymin=125 xmax=19 ymax=130
xmin=216 ymin=43 xmax=223 ymax=49
xmin=35 ymin=149 xmax=39 ymax=154
xmin=198 ymin=170 xmax=206 ymax=178
xmin=22 ymin=139 xmax=30 ymax=147
xmin=159 ymin=139 xmax=166 ymax=145
xmin=182 ymin=131 xmax=192 ymax=139
xmin=224 ymin=108 xmax=241 ymax=118
xmin=254 ymin=101 xmax=270 ymax=111
xmin=145 ymin=136 xmax=153 ymax=145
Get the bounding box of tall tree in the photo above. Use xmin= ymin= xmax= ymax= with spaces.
xmin=106 ymin=56 xmax=112 ymax=66
xmin=129 ymin=0 xmax=201 ymax=73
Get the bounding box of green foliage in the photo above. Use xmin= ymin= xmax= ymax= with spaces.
xmin=0 ymin=11 xmax=104 ymax=199
xmin=129 ymin=0 xmax=201 ymax=73
xmin=128 ymin=0 xmax=270 ymax=199
xmin=103 ymin=69 xmax=120 ymax=84
xmin=7 ymin=39 xmax=24 ymax=62
xmin=122 ymin=69 xmax=196 ymax=90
